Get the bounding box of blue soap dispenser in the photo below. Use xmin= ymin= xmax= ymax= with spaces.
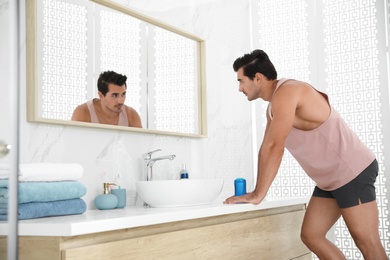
xmin=94 ymin=183 xmax=118 ymax=210
xmin=180 ymin=163 xmax=189 ymax=179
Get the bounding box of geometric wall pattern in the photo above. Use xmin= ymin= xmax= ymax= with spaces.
xmin=323 ymin=0 xmax=389 ymax=258
xmin=41 ymin=0 xmax=88 ymax=120
xmin=40 ymin=0 xmax=143 ymax=120
xmin=254 ymin=0 xmax=390 ymax=258
xmin=99 ymin=7 xmax=142 ymax=115
xmin=152 ymin=27 xmax=197 ymax=134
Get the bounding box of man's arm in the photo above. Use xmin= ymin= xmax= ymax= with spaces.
xmin=126 ymin=107 xmax=142 ymax=128
xmin=71 ymin=104 xmax=90 ymax=122
xmin=224 ymin=84 xmax=300 ymax=204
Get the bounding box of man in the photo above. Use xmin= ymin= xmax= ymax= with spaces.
xmin=72 ymin=71 xmax=142 ymax=128
xmin=224 ymin=50 xmax=387 ymax=259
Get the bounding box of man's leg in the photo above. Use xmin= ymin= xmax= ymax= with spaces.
xmin=301 ymin=196 xmax=345 ymax=259
xmin=341 ymin=200 xmax=387 ymax=260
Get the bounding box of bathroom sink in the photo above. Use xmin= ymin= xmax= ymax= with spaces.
xmin=135 ymin=179 xmax=224 ymax=208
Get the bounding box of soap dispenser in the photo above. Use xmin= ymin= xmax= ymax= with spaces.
xmin=180 ymin=163 xmax=189 ymax=179
xmin=94 ymin=183 xmax=118 ymax=210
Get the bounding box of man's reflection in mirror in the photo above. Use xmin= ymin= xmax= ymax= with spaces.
xmin=71 ymin=70 xmax=142 ymax=128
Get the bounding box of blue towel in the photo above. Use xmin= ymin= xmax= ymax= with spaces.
xmin=0 ymin=198 xmax=87 ymax=220
xmin=0 ymin=180 xmax=87 ymax=204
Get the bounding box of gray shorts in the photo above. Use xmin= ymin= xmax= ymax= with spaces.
xmin=312 ymin=159 xmax=378 ymax=208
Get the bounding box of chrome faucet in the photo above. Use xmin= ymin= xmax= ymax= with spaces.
xmin=142 ymin=149 xmax=161 ymax=161
xmin=143 ymin=149 xmax=176 ymax=181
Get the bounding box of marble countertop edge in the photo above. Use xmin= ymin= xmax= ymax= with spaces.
xmin=0 ymin=197 xmax=309 ymax=237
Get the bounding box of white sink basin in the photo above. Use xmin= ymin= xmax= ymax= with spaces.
xmin=135 ymin=179 xmax=224 ymax=208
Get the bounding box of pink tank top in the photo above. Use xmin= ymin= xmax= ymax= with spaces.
xmin=268 ymin=79 xmax=375 ymax=190
xmin=87 ymin=99 xmax=129 ymax=126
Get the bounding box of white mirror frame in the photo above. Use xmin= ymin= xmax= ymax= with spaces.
xmin=26 ymin=0 xmax=207 ymax=138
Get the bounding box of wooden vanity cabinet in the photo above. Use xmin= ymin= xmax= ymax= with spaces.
xmin=0 ymin=204 xmax=311 ymax=260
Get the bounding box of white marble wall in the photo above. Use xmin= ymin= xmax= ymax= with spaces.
xmin=0 ymin=0 xmax=255 ymax=209
xmin=0 ymin=1 xmax=10 ymax=147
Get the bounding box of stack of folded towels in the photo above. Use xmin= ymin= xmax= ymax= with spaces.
xmin=0 ymin=163 xmax=87 ymax=220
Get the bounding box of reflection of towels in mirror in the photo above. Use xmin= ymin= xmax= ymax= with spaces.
xmin=0 ymin=163 xmax=83 ymax=181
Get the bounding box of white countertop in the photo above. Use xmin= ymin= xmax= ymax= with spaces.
xmin=0 ymin=197 xmax=309 ymax=237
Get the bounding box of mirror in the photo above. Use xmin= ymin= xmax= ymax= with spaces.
xmin=26 ymin=0 xmax=207 ymax=137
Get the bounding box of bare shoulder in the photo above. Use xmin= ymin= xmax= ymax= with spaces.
xmin=71 ymin=103 xmax=90 ymax=122
xmin=277 ymin=79 xmax=311 ymax=93
xmin=271 ymin=80 xmax=303 ymax=105
xmin=124 ymin=105 xmax=142 ymax=128
xmin=274 ymin=79 xmax=330 ymax=128
xmin=273 ymin=79 xmax=320 ymax=103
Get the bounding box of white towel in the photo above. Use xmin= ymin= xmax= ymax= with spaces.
xmin=0 ymin=163 xmax=83 ymax=181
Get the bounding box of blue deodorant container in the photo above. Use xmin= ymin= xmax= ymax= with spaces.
xmin=234 ymin=178 xmax=247 ymax=196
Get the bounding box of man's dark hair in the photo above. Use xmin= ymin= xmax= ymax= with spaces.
xmin=97 ymin=71 xmax=127 ymax=96
xmin=233 ymin=50 xmax=277 ymax=80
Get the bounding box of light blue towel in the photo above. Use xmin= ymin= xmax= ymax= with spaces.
xmin=0 ymin=198 xmax=87 ymax=220
xmin=0 ymin=180 xmax=87 ymax=204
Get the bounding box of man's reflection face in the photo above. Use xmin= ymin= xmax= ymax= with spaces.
xmin=100 ymin=83 xmax=127 ymax=113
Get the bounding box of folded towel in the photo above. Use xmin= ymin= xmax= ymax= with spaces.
xmin=0 ymin=163 xmax=83 ymax=181
xmin=0 ymin=180 xmax=87 ymax=204
xmin=0 ymin=198 xmax=87 ymax=220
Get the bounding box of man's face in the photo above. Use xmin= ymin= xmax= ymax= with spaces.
xmin=100 ymin=83 xmax=127 ymax=113
xmin=237 ymin=67 xmax=259 ymax=101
